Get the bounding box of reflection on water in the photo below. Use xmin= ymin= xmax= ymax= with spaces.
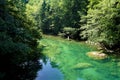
xmin=1 ymin=60 xmax=42 ymax=80
xmin=35 ymin=37 xmax=120 ymax=80
xmin=35 ymin=59 xmax=64 ymax=80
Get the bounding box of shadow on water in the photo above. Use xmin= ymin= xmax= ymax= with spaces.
xmin=0 ymin=60 xmax=42 ymax=80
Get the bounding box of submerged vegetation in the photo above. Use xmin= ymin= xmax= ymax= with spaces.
xmin=39 ymin=37 xmax=120 ymax=80
xmin=0 ymin=0 xmax=120 ymax=80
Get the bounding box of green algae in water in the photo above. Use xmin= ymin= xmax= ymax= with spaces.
xmin=38 ymin=36 xmax=120 ymax=80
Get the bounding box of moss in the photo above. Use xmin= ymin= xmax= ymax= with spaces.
xmin=72 ymin=63 xmax=92 ymax=69
xmin=81 ymin=68 xmax=107 ymax=80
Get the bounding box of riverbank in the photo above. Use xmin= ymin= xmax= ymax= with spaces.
xmin=39 ymin=35 xmax=120 ymax=61
xmin=42 ymin=34 xmax=120 ymax=56
xmin=42 ymin=34 xmax=98 ymax=50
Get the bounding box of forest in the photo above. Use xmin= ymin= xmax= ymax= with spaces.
xmin=0 ymin=0 xmax=120 ymax=80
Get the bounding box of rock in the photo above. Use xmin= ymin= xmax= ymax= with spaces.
xmin=86 ymin=51 xmax=108 ymax=60
xmin=72 ymin=63 xmax=92 ymax=69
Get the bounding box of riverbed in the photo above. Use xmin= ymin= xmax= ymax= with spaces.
xmin=35 ymin=36 xmax=120 ymax=80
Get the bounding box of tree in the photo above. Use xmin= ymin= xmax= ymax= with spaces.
xmin=0 ymin=0 xmax=42 ymax=79
xmin=80 ymin=0 xmax=120 ymax=52
xmin=39 ymin=0 xmax=88 ymax=38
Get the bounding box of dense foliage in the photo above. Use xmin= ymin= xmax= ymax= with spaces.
xmin=39 ymin=0 xmax=120 ymax=53
xmin=80 ymin=0 xmax=120 ymax=52
xmin=39 ymin=0 xmax=88 ymax=37
xmin=0 ymin=0 xmax=41 ymax=80
xmin=0 ymin=0 xmax=120 ymax=79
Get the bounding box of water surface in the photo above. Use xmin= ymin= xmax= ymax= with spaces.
xmin=36 ymin=36 xmax=120 ymax=80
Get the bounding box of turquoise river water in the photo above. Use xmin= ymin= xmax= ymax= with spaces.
xmin=35 ymin=36 xmax=120 ymax=80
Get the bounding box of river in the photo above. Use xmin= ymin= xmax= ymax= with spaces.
xmin=35 ymin=36 xmax=120 ymax=80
